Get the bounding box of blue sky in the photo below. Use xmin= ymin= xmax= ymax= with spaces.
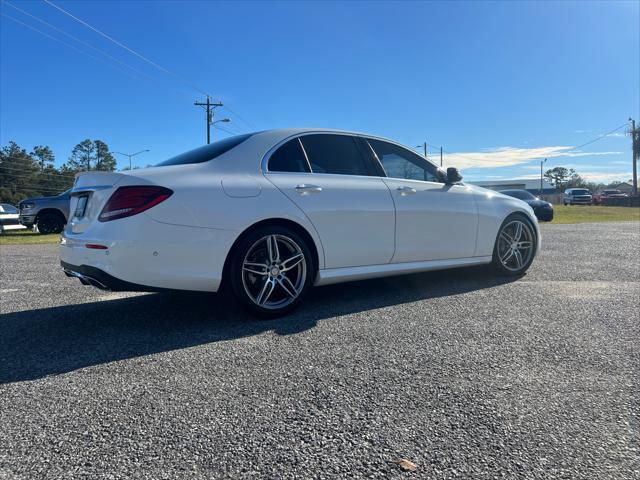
xmin=1 ymin=0 xmax=638 ymax=183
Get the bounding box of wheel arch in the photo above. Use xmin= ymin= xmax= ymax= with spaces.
xmin=495 ymin=209 xmax=540 ymax=254
xmin=36 ymin=208 xmax=67 ymax=223
xmin=220 ymin=217 xmax=321 ymax=290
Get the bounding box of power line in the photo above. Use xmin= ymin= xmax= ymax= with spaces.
xmin=3 ymin=1 xmax=155 ymax=83
xmin=221 ymin=105 xmax=255 ymax=131
xmin=43 ymin=0 xmax=211 ymax=97
xmin=571 ymin=122 xmax=630 ymax=151
xmin=437 ymin=121 xmax=632 ymax=164
xmin=0 ymin=13 xmax=149 ymax=84
xmin=215 ymin=125 xmax=240 ymax=137
xmin=0 ymin=162 xmax=77 ymax=179
xmin=42 ymin=0 xmax=256 ymax=131
xmin=0 ymin=184 xmax=70 ymax=193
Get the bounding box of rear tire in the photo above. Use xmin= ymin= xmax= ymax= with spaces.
xmin=37 ymin=212 xmax=65 ymax=234
xmin=229 ymin=225 xmax=315 ymax=318
xmin=491 ymin=213 xmax=537 ymax=277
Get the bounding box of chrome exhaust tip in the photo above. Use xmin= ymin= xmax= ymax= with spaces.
xmin=64 ymin=269 xmax=111 ymax=291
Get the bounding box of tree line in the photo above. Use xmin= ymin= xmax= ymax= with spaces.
xmin=0 ymin=139 xmax=118 ymax=204
xmin=0 ymin=138 xmax=631 ymax=205
xmin=543 ymin=166 xmax=630 ymax=192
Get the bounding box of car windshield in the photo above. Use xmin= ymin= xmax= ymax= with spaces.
xmin=571 ymin=189 xmax=589 ymax=195
xmin=156 ymin=134 xmax=253 ymax=167
xmin=604 ymin=190 xmax=621 ymax=194
xmin=501 ymin=190 xmax=535 ymax=200
xmin=1 ymin=204 xmax=18 ymax=214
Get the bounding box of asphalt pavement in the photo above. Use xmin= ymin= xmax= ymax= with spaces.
xmin=1 ymin=222 xmax=639 ymax=479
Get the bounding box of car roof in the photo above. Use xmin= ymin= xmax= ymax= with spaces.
xmin=212 ymin=128 xmax=437 ymax=173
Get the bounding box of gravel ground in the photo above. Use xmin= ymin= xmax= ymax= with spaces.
xmin=1 ymin=222 xmax=639 ymax=479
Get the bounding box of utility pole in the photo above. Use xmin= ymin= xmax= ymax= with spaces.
xmin=630 ymin=118 xmax=637 ymax=196
xmin=415 ymin=142 xmax=427 ymax=158
xmin=440 ymin=146 xmax=443 ymax=167
xmin=540 ymin=158 xmax=547 ymax=196
xmin=194 ymin=96 xmax=223 ymax=144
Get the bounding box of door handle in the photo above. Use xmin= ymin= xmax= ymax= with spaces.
xmin=396 ymin=186 xmax=417 ymax=195
xmin=295 ymin=184 xmax=323 ymax=195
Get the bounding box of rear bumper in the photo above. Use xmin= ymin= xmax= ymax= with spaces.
xmin=61 ymin=261 xmax=166 ymax=292
xmin=60 ymin=215 xmax=237 ymax=292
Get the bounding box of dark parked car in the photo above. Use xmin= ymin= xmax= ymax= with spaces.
xmin=19 ymin=189 xmax=70 ymax=234
xmin=499 ymin=189 xmax=554 ymax=222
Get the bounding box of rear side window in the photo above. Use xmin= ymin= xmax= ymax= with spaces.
xmin=156 ymin=134 xmax=252 ymax=167
xmin=268 ymin=139 xmax=310 ymax=173
xmin=300 ymin=134 xmax=374 ymax=176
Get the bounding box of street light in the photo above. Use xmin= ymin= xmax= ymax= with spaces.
xmin=213 ymin=118 xmax=231 ymax=125
xmin=540 ymin=158 xmax=547 ymax=196
xmin=114 ymin=149 xmax=150 ymax=171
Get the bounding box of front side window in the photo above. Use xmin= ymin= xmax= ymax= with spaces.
xmin=367 ymin=138 xmax=443 ymax=183
xmin=268 ymin=138 xmax=310 ymax=173
xmin=299 ymin=134 xmax=374 ymax=176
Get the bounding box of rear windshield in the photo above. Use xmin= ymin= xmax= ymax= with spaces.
xmin=570 ymin=189 xmax=589 ymax=195
xmin=156 ymin=134 xmax=252 ymax=167
xmin=501 ymin=190 xmax=535 ymax=200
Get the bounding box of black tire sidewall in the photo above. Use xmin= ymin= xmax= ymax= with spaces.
xmin=491 ymin=213 xmax=537 ymax=277
xmin=229 ymin=226 xmax=315 ymax=318
xmin=37 ymin=214 xmax=64 ymax=234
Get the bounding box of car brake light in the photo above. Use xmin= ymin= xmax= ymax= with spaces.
xmin=99 ymin=186 xmax=173 ymax=222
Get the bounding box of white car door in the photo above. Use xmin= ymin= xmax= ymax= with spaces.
xmin=264 ymin=133 xmax=395 ymax=269
xmin=365 ymin=137 xmax=479 ymax=263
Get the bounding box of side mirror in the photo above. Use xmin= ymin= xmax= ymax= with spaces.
xmin=446 ymin=167 xmax=463 ymax=184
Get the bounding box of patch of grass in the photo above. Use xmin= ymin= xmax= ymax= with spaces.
xmin=0 ymin=229 xmax=60 ymax=245
xmin=551 ymin=205 xmax=640 ymax=224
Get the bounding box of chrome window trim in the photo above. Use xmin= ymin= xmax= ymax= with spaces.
xmin=261 ymin=131 xmax=383 ymax=177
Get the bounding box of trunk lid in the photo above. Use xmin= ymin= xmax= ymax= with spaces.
xmin=68 ymin=171 xmax=129 ymax=234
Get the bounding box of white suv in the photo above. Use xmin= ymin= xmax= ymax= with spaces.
xmin=563 ymin=188 xmax=592 ymax=205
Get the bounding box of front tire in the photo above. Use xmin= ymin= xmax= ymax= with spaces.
xmin=229 ymin=226 xmax=315 ymax=318
xmin=37 ymin=212 xmax=65 ymax=234
xmin=491 ymin=213 xmax=537 ymax=276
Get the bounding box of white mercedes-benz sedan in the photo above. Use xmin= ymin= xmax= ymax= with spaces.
xmin=61 ymin=129 xmax=539 ymax=317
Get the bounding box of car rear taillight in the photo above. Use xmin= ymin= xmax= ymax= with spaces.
xmin=99 ymin=186 xmax=173 ymax=222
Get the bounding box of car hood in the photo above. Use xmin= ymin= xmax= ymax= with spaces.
xmin=526 ymin=199 xmax=552 ymax=208
xmin=20 ymin=194 xmax=68 ymax=204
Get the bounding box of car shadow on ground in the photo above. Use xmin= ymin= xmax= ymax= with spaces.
xmin=1 ymin=266 xmax=516 ymax=384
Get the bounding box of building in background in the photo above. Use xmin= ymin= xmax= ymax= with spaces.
xmin=612 ymin=181 xmax=634 ymax=194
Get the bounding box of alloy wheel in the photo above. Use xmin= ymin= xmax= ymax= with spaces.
xmin=497 ymin=220 xmax=535 ymax=272
xmin=241 ymin=234 xmax=307 ymax=310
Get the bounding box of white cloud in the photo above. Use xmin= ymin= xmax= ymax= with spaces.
xmin=441 ymin=146 xmax=622 ymax=169
xmin=605 ymin=132 xmax=626 ymax=138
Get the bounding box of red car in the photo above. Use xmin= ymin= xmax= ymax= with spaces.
xmin=592 ymin=189 xmax=628 ymax=205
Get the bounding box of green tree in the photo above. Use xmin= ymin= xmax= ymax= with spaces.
xmin=0 ymin=142 xmax=41 ymax=204
xmin=65 ymin=139 xmax=95 ymax=172
xmin=0 ymin=141 xmax=74 ymax=204
xmin=544 ymin=167 xmax=580 ymax=189
xmin=31 ymin=145 xmax=55 ymax=171
xmin=64 ymin=139 xmax=117 ymax=172
xmin=94 ymin=140 xmax=116 ymax=171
